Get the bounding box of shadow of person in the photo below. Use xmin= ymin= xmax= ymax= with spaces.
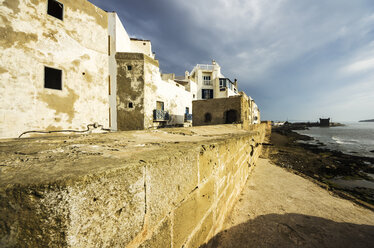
xmin=201 ymin=213 xmax=374 ymax=248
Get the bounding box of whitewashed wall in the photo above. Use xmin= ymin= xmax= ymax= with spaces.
xmin=130 ymin=40 xmax=154 ymax=58
xmin=0 ymin=0 xmax=109 ymax=138
xmin=144 ymin=62 xmax=193 ymax=128
xmin=108 ymin=12 xmax=133 ymax=130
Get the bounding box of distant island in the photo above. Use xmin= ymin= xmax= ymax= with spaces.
xmin=359 ymin=119 xmax=374 ymax=122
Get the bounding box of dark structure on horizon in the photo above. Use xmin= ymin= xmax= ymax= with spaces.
xmin=319 ymin=118 xmax=330 ymax=127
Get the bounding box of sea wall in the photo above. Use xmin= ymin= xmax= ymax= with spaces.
xmin=0 ymin=124 xmax=267 ymax=247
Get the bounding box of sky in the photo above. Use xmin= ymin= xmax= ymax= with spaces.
xmin=89 ymin=0 xmax=374 ymax=122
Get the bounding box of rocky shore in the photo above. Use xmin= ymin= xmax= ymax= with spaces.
xmin=268 ymin=124 xmax=374 ymax=210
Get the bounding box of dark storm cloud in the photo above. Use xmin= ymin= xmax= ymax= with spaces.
xmin=89 ymin=0 xmax=374 ymax=121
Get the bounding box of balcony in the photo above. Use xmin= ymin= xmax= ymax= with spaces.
xmin=153 ymin=109 xmax=169 ymax=121
xmin=219 ymin=78 xmax=238 ymax=93
xmin=184 ymin=113 xmax=193 ymax=122
xmin=203 ymin=80 xmax=212 ymax=85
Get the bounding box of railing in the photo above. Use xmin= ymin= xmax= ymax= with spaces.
xmin=153 ymin=109 xmax=170 ymax=121
xmin=184 ymin=113 xmax=193 ymax=122
xmin=203 ymin=80 xmax=212 ymax=85
xmin=197 ymin=64 xmax=214 ymax=70
xmin=190 ymin=64 xmax=214 ymax=76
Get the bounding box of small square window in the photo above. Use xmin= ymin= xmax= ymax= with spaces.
xmin=143 ymin=42 xmax=146 ymax=45
xmin=128 ymin=102 xmax=134 ymax=108
xmin=127 ymin=65 xmax=132 ymax=70
xmin=44 ymin=66 xmax=62 ymax=90
xmin=156 ymin=101 xmax=164 ymax=111
xmin=47 ymin=0 xmax=64 ymax=20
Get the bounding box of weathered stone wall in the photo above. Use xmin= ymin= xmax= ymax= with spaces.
xmin=192 ymin=93 xmax=255 ymax=127
xmin=116 ymin=52 xmax=193 ymax=130
xmin=193 ymin=96 xmax=242 ymax=126
xmin=115 ymin=53 xmax=146 ymax=130
xmin=0 ymin=124 xmax=267 ymax=247
xmin=0 ymin=0 xmax=109 ymax=138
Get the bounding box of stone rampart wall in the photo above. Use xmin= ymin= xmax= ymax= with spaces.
xmin=0 ymin=124 xmax=267 ymax=247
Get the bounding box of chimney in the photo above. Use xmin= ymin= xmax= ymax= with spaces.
xmin=185 ymin=70 xmax=190 ymax=80
xmin=234 ymin=78 xmax=238 ymax=87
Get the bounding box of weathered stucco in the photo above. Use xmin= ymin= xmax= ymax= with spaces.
xmin=0 ymin=0 xmax=109 ymax=138
xmin=0 ymin=124 xmax=268 ymax=247
xmin=143 ymin=61 xmax=193 ymax=129
xmin=115 ymin=52 xmax=192 ymax=131
xmin=115 ymin=53 xmax=146 ymax=130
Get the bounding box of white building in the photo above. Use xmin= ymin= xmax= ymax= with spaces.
xmin=0 ymin=0 xmax=194 ymax=138
xmin=107 ymin=12 xmax=194 ymax=130
xmin=189 ymin=60 xmax=239 ymax=100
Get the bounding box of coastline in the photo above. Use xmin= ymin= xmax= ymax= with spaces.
xmin=267 ymin=125 xmax=374 ymax=210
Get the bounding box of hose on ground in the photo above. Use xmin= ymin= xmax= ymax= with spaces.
xmin=18 ymin=123 xmax=111 ymax=138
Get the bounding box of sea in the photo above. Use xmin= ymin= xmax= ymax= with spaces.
xmin=295 ymin=122 xmax=374 ymax=190
xmin=295 ymin=122 xmax=374 ymax=158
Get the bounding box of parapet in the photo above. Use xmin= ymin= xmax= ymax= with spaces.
xmin=0 ymin=124 xmax=267 ymax=247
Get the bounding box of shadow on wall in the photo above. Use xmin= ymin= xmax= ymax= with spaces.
xmin=200 ymin=213 xmax=374 ymax=248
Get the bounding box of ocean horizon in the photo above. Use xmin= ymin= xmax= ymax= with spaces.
xmin=295 ymin=122 xmax=374 ymax=158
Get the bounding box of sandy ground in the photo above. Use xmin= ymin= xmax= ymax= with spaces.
xmin=202 ymin=158 xmax=374 ymax=248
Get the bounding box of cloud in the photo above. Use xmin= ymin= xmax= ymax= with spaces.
xmin=89 ymin=0 xmax=374 ymax=121
xmin=344 ymin=58 xmax=374 ymax=73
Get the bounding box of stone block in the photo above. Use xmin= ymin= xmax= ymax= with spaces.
xmin=199 ymin=144 xmax=219 ymax=183
xmin=65 ymin=166 xmax=146 ymax=248
xmin=173 ymin=179 xmax=215 ymax=248
xmin=186 ymin=211 xmax=214 ymax=248
xmin=146 ymin=149 xmax=198 ymax=228
xmin=139 ymin=217 xmax=171 ymax=248
xmin=0 ymin=163 xmax=145 ymax=248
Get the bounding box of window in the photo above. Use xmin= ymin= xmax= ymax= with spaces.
xmin=108 ymin=75 xmax=111 ymax=95
xmin=156 ymin=101 xmax=164 ymax=111
xmin=219 ymin=78 xmax=226 ymax=88
xmin=47 ymin=0 xmax=63 ymax=20
xmin=127 ymin=65 xmax=132 ymax=71
xmin=204 ymin=113 xmax=212 ymax=123
xmin=108 ymin=36 xmax=111 ymax=56
xmin=44 ymin=66 xmax=62 ymax=90
xmin=202 ymin=89 xmax=213 ymax=99
xmin=128 ymin=102 xmax=134 ymax=108
xmin=203 ymin=76 xmax=211 ymax=85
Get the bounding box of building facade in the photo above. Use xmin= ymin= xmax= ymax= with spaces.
xmin=0 ymin=0 xmax=260 ymax=138
xmin=115 ymin=53 xmax=193 ymax=130
xmin=0 ymin=0 xmax=110 ymax=139
xmin=0 ymin=0 xmax=194 ymax=138
xmin=189 ymin=60 xmax=239 ymax=100
xmin=192 ymin=92 xmax=260 ymax=127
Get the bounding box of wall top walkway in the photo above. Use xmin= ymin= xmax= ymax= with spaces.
xmin=0 ymin=124 xmax=263 ymax=187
